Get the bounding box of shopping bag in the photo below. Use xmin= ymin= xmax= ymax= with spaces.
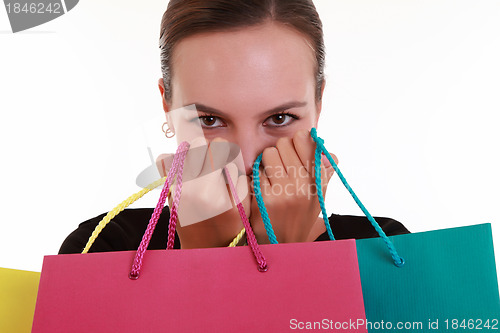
xmin=32 ymin=141 xmax=369 ymax=333
xmin=357 ymin=223 xmax=500 ymax=332
xmin=0 ymin=267 xmax=41 ymax=332
xmin=32 ymin=240 xmax=367 ymax=332
xmin=253 ymin=128 xmax=500 ymax=332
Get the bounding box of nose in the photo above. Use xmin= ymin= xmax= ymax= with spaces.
xmin=242 ymin=148 xmax=258 ymax=176
xmin=234 ymin=131 xmax=272 ymax=176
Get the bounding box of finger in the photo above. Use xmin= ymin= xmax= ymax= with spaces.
xmin=178 ymin=164 xmax=233 ymax=226
xmin=275 ymin=136 xmax=303 ymax=176
xmin=247 ymin=175 xmax=257 ymax=211
xmin=183 ymin=137 xmax=208 ymax=179
xmin=156 ymin=153 xmax=174 ymax=178
xmin=203 ymin=137 xmax=230 ymax=175
xmin=261 ymin=146 xmax=286 ymax=186
xmin=235 ymin=174 xmax=249 ymax=203
xmin=293 ymin=129 xmax=316 ymax=175
xmin=227 ymin=141 xmax=246 ymax=178
xmin=250 ymin=167 xmax=271 ymax=220
xmin=320 ymin=152 xmax=338 ymax=194
xmin=224 ymin=162 xmax=239 ymax=187
xmin=235 ymin=174 xmax=250 ymax=216
xmin=224 ymin=162 xmax=248 ymax=206
xmin=257 ymin=165 xmax=271 ymax=198
xmin=322 ymin=151 xmax=339 ymax=168
xmin=249 ymin=165 xmax=271 ymax=201
xmin=321 ymin=152 xmax=338 ymax=179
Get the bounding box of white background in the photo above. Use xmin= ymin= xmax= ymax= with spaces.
xmin=0 ymin=0 xmax=499 ymax=280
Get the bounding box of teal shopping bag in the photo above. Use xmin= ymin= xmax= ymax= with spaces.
xmin=356 ymin=223 xmax=500 ymax=332
xmin=253 ymin=129 xmax=500 ymax=332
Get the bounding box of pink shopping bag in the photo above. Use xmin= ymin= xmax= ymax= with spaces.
xmin=32 ymin=240 xmax=366 ymax=332
xmin=32 ymin=142 xmax=368 ymax=332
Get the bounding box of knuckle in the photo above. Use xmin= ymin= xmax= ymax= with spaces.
xmin=211 ymin=136 xmax=228 ymax=143
xmin=262 ymin=146 xmax=278 ymax=160
xmin=276 ymin=136 xmax=293 ymax=151
xmin=276 ymin=136 xmax=289 ymax=146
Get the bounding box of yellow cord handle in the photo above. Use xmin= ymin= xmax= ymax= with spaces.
xmin=82 ymin=177 xmax=168 ymax=253
xmin=82 ymin=178 xmax=247 ymax=253
xmin=228 ymin=228 xmax=246 ymax=247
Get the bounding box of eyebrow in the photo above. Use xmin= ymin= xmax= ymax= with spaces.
xmin=190 ymin=101 xmax=308 ymax=118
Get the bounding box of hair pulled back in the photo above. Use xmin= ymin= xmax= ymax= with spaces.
xmin=159 ymin=0 xmax=325 ymax=102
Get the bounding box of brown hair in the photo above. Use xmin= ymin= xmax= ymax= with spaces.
xmin=159 ymin=0 xmax=325 ymax=103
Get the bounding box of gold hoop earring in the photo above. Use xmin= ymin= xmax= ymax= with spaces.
xmin=162 ymin=121 xmax=175 ymax=138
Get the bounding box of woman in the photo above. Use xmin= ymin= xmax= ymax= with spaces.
xmin=59 ymin=0 xmax=409 ymax=254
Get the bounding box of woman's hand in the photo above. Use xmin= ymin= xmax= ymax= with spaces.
xmin=249 ymin=129 xmax=338 ymax=244
xmin=157 ymin=138 xmax=249 ymax=249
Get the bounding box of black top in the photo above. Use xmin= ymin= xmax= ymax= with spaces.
xmin=58 ymin=207 xmax=410 ymax=254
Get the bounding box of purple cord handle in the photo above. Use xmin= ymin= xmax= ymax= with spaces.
xmin=223 ymin=167 xmax=268 ymax=272
xmin=129 ymin=142 xmax=189 ymax=279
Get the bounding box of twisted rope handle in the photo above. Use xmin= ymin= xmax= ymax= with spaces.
xmin=81 ymin=178 xmax=168 ymax=254
xmin=166 ymin=143 xmax=188 ymax=250
xmin=228 ymin=228 xmax=246 ymax=247
xmin=252 ymin=145 xmax=335 ymax=242
xmin=310 ymin=128 xmax=404 ymax=267
xmin=129 ymin=141 xmax=269 ymax=279
xmin=84 ymin=174 xmax=243 ymax=251
xmin=314 ymin=144 xmax=336 ymax=241
xmin=223 ymin=167 xmax=268 ymax=271
xmin=253 ymin=128 xmax=405 ymax=267
xmin=252 ymin=154 xmax=278 ymax=244
xmin=129 ymin=142 xmax=190 ymax=279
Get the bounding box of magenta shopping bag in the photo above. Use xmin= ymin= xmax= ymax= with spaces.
xmin=32 ymin=241 xmax=366 ymax=332
xmin=32 ymin=142 xmax=368 ymax=332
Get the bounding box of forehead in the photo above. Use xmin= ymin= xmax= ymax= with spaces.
xmin=170 ymin=22 xmax=317 ymax=112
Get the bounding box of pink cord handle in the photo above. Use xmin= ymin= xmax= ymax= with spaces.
xmin=223 ymin=167 xmax=268 ymax=271
xmin=129 ymin=142 xmax=268 ymax=279
xmin=166 ymin=144 xmax=187 ymax=250
xmin=129 ymin=142 xmax=189 ymax=279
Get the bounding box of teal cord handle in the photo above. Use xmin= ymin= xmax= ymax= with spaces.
xmin=314 ymin=143 xmax=336 ymax=241
xmin=252 ymin=128 xmax=405 ymax=267
xmin=252 ymin=143 xmax=335 ymax=242
xmin=252 ymin=154 xmax=278 ymax=244
xmin=310 ymin=128 xmax=404 ymax=267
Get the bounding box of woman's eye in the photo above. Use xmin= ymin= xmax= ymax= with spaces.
xmin=199 ymin=115 xmax=224 ymax=128
xmin=264 ymin=113 xmax=297 ymax=127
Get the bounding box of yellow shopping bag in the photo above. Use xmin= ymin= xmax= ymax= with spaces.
xmin=0 ymin=267 xmax=41 ymax=332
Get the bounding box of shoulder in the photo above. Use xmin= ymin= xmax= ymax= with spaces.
xmin=58 ymin=207 xmax=174 ymax=254
xmin=316 ymin=214 xmax=410 ymax=241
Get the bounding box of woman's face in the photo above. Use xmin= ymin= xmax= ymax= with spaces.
xmin=159 ymin=22 xmax=323 ymax=175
